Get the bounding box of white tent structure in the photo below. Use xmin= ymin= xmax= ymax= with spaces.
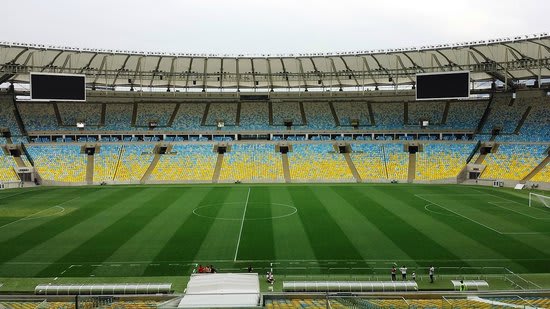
xmin=178 ymin=273 xmax=260 ymax=308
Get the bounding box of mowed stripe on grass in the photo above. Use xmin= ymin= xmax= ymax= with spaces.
xmin=0 ymin=184 xmax=547 ymax=277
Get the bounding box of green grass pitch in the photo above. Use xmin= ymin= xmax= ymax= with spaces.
xmin=0 ymin=184 xmax=549 ymax=283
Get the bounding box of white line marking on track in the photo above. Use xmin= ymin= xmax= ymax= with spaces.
xmin=234 ymin=187 xmax=250 ymax=262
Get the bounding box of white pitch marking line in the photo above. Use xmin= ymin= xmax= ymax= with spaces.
xmin=234 ymin=187 xmax=251 ymax=262
xmin=487 ymin=202 xmax=550 ymax=220
xmin=0 ymin=196 xmax=78 ymax=230
xmin=414 ymin=194 xmax=504 ymax=234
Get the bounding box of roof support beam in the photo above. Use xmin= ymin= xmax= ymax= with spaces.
xmin=296 ymin=58 xmax=308 ymax=90
xmin=361 ymin=57 xmax=379 ymax=86
xmin=41 ymin=50 xmax=64 ymax=72
xmin=338 ymin=57 xmax=360 ymax=87
xmin=92 ymin=55 xmax=108 ymax=85
xmin=149 ymin=56 xmax=164 ymax=88
xmin=184 ymin=57 xmax=193 ymax=89
xmin=266 ymin=58 xmax=274 ymax=90
xmin=328 ymin=58 xmax=342 ymax=89
xmin=202 ymin=58 xmax=208 ymax=91
xmin=59 ymin=54 xmax=72 ymax=73
xmin=279 ymin=58 xmax=291 ymax=89
xmin=251 ymin=58 xmax=257 ymax=90
xmin=166 ymin=57 xmax=177 ymax=90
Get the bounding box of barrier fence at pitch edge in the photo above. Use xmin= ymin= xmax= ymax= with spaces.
xmin=213 ymin=264 xmax=510 ymax=278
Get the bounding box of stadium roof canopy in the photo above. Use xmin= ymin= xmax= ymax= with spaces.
xmin=0 ymin=33 xmax=549 ymax=91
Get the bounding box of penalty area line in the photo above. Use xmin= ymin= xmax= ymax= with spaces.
xmin=234 ymin=187 xmax=251 ymax=262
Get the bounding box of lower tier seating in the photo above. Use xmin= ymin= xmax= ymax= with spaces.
xmin=150 ymin=144 xmax=217 ymax=182
xmin=219 ymin=144 xmax=284 ymax=182
xmin=288 ymin=144 xmax=354 ymax=181
xmin=26 ymin=145 xmax=87 ymax=183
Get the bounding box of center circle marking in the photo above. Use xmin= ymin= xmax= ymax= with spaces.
xmin=192 ymin=202 xmax=297 ymax=220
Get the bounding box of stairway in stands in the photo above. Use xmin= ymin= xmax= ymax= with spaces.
xmin=343 ymin=153 xmax=362 ymax=183
xmin=212 ymin=153 xmax=224 ymax=183
xmin=281 ymin=153 xmax=291 ymax=183
xmin=86 ymin=154 xmax=94 ymax=185
xmin=407 ymin=152 xmax=416 ymax=183
xmin=522 ymin=155 xmax=550 ymax=183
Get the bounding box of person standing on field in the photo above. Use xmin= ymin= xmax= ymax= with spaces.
xmin=400 ymin=265 xmax=407 ymax=280
xmin=391 ymin=266 xmax=397 ymax=281
xmin=429 ymin=266 xmax=435 ymax=283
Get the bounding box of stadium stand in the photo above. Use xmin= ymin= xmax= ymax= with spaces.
xmin=303 ymin=102 xmax=335 ymax=129
xmin=416 ymin=143 xmax=474 ymax=180
xmin=0 ymin=153 xmax=19 ymax=182
xmin=265 ymin=298 xmax=347 ymax=309
xmin=444 ymin=100 xmax=488 ymax=130
xmin=272 ymin=102 xmax=302 ymax=126
xmin=482 ymin=94 xmax=527 ymax=134
xmin=407 ymin=101 xmax=445 ymax=126
xmin=0 ymin=97 xmax=21 ymax=136
xmin=532 ymin=160 xmax=550 ymax=183
xmin=371 ymin=102 xmax=404 ymax=129
xmin=136 ymin=103 xmax=176 ymax=127
xmin=17 ymin=103 xmax=58 ymax=131
xmin=384 ymin=143 xmax=409 ymax=180
xmin=57 ymin=103 xmax=102 ymax=127
xmin=238 ymin=102 xmax=270 ymax=130
xmin=288 ymin=144 xmax=354 ymax=182
xmin=205 ymin=103 xmax=238 ymax=126
xmin=219 ymin=144 xmax=284 ymax=182
xmin=350 ymin=143 xmax=387 ymax=180
xmin=114 ymin=144 xmax=155 ymax=182
xmin=27 ymin=145 xmax=87 ymax=183
xmin=509 ymin=97 xmax=550 ymax=142
xmin=150 ymin=144 xmax=217 ymax=182
xmin=103 ymin=104 xmax=133 ymax=131
xmin=333 ymin=101 xmax=371 ymax=126
xmin=171 ymin=103 xmax=206 ymax=131
xmin=481 ymin=144 xmax=548 ymax=180
xmin=93 ymin=144 xmax=122 ymax=183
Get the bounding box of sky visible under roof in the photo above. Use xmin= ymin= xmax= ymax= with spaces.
xmin=1 ymin=0 xmax=549 ymax=55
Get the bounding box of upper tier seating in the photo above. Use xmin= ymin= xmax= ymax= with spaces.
xmin=482 ymin=144 xmax=548 ymax=180
xmin=508 ymin=97 xmax=550 ymax=142
xmin=272 ymin=102 xmax=302 ymax=126
xmin=18 ymin=103 xmax=58 ymax=131
xmin=103 ymin=104 xmax=133 ymax=131
xmin=114 ymin=144 xmax=155 ymax=182
xmin=206 ymin=103 xmax=238 ymax=126
xmin=27 ymin=145 xmax=87 ymax=182
xmin=0 ymin=97 xmax=21 ymax=135
xmin=150 ymin=144 xmax=217 ymax=182
xmin=303 ymin=102 xmax=335 ymax=130
xmin=350 ymin=143 xmax=387 ymax=180
xmin=238 ymin=102 xmax=270 ymax=130
xmin=408 ymin=101 xmax=445 ymax=126
xmin=171 ymin=103 xmax=206 ymax=131
xmin=416 ymin=143 xmax=474 ymax=180
xmin=93 ymin=144 xmax=122 ymax=182
xmin=482 ymin=95 xmax=527 ymax=134
xmin=136 ymin=103 xmax=176 ymax=127
xmin=288 ymin=144 xmax=354 ymax=181
xmin=58 ymin=103 xmax=102 ymax=127
xmin=444 ymin=100 xmax=488 ymax=130
xmin=219 ymin=144 xmax=284 ymax=182
xmin=333 ymin=101 xmax=371 ymax=126
xmin=371 ymin=103 xmax=404 ymax=129
xmin=0 ymin=153 xmax=19 ymax=182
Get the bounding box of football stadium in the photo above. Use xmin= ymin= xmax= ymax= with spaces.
xmin=1 ymin=3 xmax=550 ymax=308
